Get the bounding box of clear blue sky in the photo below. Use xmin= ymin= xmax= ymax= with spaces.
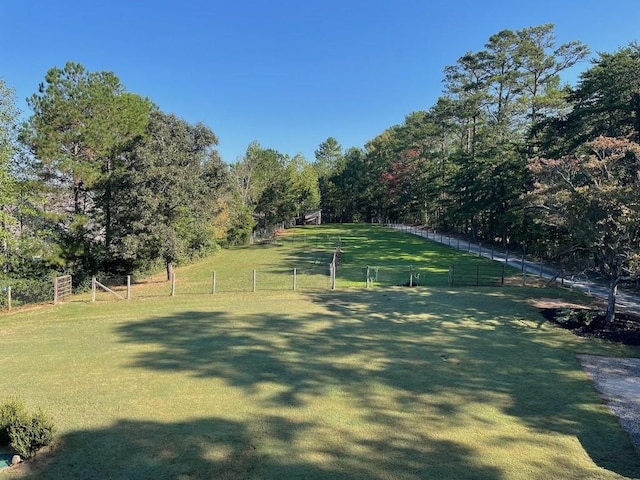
xmin=1 ymin=0 xmax=639 ymax=163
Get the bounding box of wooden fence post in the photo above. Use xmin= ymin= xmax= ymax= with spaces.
xmin=332 ymin=263 xmax=336 ymax=290
xmin=7 ymin=286 xmax=11 ymax=312
xmin=253 ymin=270 xmax=256 ymax=292
xmin=91 ymin=277 xmax=96 ymax=303
xmin=171 ymin=273 xmax=176 ymax=296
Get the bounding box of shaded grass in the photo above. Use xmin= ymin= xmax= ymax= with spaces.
xmin=1 ymin=225 xmax=639 ymax=478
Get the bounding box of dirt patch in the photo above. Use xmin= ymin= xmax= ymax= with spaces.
xmin=531 ymin=297 xmax=602 ymax=310
xmin=578 ymin=355 xmax=640 ymax=452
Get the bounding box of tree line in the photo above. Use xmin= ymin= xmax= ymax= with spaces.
xmin=0 ymin=62 xmax=320 ymax=295
xmin=1 ymin=24 xmax=639 ymax=320
xmin=317 ymin=25 xmax=640 ymax=321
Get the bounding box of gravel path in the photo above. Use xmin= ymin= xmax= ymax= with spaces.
xmin=578 ymin=355 xmax=640 ymax=451
xmin=390 ymin=223 xmax=640 ymax=314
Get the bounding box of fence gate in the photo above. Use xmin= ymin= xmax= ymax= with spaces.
xmin=54 ymin=275 xmax=72 ymax=305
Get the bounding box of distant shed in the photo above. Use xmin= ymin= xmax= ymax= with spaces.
xmin=303 ymin=210 xmax=322 ymax=225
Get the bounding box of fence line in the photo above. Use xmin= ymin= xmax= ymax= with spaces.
xmin=2 ymin=226 xmax=569 ymax=310
xmin=388 ymin=223 xmax=569 ymax=287
xmin=1 ymin=275 xmax=62 ymax=311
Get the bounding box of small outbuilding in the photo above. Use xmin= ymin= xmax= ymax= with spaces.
xmin=303 ymin=210 xmax=322 ymax=225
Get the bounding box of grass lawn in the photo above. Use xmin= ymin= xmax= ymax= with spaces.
xmin=1 ymin=225 xmax=639 ymax=479
xmin=333 ymin=224 xmax=517 ymax=287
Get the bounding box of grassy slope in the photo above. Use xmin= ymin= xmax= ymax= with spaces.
xmin=1 ymin=225 xmax=639 ymax=479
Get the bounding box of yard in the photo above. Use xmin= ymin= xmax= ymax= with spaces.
xmin=1 ymin=225 xmax=639 ymax=479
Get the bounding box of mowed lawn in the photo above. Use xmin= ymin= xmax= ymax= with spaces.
xmin=1 ymin=225 xmax=640 ymax=479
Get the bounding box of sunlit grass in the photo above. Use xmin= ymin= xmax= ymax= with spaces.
xmin=1 ymin=225 xmax=639 ymax=479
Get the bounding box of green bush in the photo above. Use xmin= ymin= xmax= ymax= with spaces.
xmin=0 ymin=399 xmax=55 ymax=459
xmin=9 ymin=409 xmax=56 ymax=459
xmin=555 ymin=308 xmax=603 ymax=328
xmin=0 ymin=398 xmax=27 ymax=446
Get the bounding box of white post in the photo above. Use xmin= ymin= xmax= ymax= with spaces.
xmin=330 ymin=263 xmax=335 ymax=290
xmin=171 ymin=273 xmax=176 ymax=297
xmin=293 ymin=268 xmax=297 ymax=291
xmin=91 ymin=277 xmax=96 ymax=303
xmin=54 ymin=277 xmax=59 ymax=305
xmin=126 ymin=275 xmax=131 ymax=300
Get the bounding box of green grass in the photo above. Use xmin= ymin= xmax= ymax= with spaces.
xmin=334 ymin=224 xmax=519 ymax=287
xmin=1 ymin=224 xmax=639 ymax=479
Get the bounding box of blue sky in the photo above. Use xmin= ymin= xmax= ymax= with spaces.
xmin=1 ymin=0 xmax=639 ymax=163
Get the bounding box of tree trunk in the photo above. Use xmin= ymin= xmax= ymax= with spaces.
xmin=605 ymin=273 xmax=620 ymax=323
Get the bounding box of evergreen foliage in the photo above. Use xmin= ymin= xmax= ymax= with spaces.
xmin=0 ymin=398 xmax=55 ymax=460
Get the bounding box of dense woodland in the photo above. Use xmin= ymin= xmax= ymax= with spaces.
xmin=1 ymin=24 xmax=640 ymax=320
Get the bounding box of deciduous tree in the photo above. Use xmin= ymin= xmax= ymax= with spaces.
xmin=110 ymin=111 xmax=225 ymax=279
xmin=528 ymin=136 xmax=640 ymax=322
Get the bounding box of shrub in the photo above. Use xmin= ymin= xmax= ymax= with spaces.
xmin=9 ymin=409 xmax=56 ymax=459
xmin=555 ymin=308 xmax=604 ymax=329
xmin=0 ymin=399 xmax=55 ymax=459
xmin=0 ymin=398 xmax=28 ymax=446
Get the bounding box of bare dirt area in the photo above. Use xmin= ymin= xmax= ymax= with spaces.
xmin=578 ymin=355 xmax=640 ymax=451
xmin=534 ymin=298 xmax=640 ymax=452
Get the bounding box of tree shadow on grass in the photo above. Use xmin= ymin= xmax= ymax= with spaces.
xmin=107 ymin=288 xmax=640 ymax=478
xmin=22 ymin=416 xmax=502 ymax=480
